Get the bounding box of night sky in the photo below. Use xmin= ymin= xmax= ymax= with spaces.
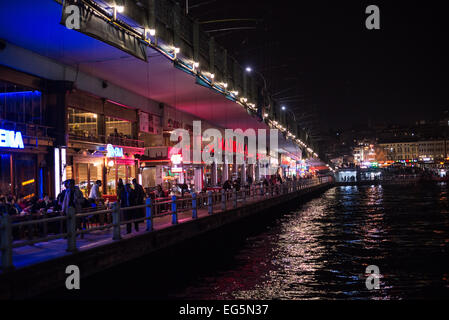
xmin=186 ymin=0 xmax=449 ymax=131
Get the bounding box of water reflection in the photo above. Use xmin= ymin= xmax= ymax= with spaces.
xmin=177 ymin=184 xmax=449 ymax=300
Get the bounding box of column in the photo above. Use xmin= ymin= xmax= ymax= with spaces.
xmin=194 ymin=167 xmax=203 ymax=192
xmin=211 ymin=162 xmax=218 ymax=186
xmin=222 ymin=164 xmax=229 ymax=182
xmin=155 ymin=165 xmax=163 ymax=186
xmin=241 ymin=163 xmax=246 ymax=184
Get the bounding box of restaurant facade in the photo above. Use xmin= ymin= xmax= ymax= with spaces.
xmin=0 ymin=66 xmax=57 ymax=200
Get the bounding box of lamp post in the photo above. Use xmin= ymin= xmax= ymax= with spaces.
xmin=281 ymin=106 xmax=297 ymax=139
xmin=246 ymin=67 xmax=269 ymax=118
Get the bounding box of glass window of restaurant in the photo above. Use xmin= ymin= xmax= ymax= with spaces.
xmin=105 ymin=160 xmax=137 ymax=195
xmin=0 ymin=153 xmax=11 ymax=195
xmin=0 ymin=81 xmax=43 ymax=125
xmin=68 ymin=107 xmax=98 ymax=140
xmin=0 ymin=80 xmax=44 ymax=199
xmin=65 ymin=160 xmax=104 ymax=198
xmin=105 ymin=116 xmax=132 ymax=145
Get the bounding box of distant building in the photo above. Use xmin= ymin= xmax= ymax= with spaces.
xmin=378 ymin=140 xmax=448 ymax=162
xmin=352 ymin=141 xmax=376 ymax=166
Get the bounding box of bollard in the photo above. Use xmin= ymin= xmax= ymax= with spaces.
xmin=233 ymin=189 xmax=238 ymax=208
xmin=171 ymin=195 xmax=178 ymax=224
xmin=112 ymin=202 xmax=121 ymax=240
xmin=0 ymin=212 xmax=14 ymax=270
xmin=208 ymin=191 xmax=213 ymax=215
xmin=66 ymin=207 xmax=77 ymax=252
xmin=192 ymin=193 xmax=198 ymax=219
xmin=145 ymin=198 xmax=153 ymax=231
xmin=221 ymin=189 xmax=226 ymax=211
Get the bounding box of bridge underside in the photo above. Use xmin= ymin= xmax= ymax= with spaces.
xmin=0 ymin=0 xmax=302 ymax=155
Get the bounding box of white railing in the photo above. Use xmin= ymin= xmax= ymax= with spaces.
xmin=0 ymin=177 xmax=332 ymax=270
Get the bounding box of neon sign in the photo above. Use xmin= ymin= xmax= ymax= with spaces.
xmin=171 ymin=154 xmax=183 ymax=165
xmin=0 ymin=129 xmax=24 ymax=149
xmin=106 ymin=144 xmax=124 ymax=157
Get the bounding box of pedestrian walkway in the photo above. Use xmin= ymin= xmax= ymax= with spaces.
xmin=1 ymin=179 xmax=331 ymax=272
xmin=5 ymin=190 xmax=268 ymax=270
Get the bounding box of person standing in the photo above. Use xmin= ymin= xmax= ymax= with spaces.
xmin=89 ymin=180 xmax=102 ymax=201
xmin=62 ymin=179 xmax=84 ymax=231
xmin=117 ymin=178 xmax=124 ymax=202
xmin=89 ymin=180 xmax=104 ymax=224
xmin=120 ymin=183 xmax=131 ymax=234
xmin=132 ymin=178 xmax=145 ymax=231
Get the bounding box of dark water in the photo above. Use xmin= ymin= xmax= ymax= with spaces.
xmin=41 ymin=184 xmax=449 ymax=300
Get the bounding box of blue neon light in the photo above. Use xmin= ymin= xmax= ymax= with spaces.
xmin=0 ymin=129 xmax=24 ymax=149
xmin=39 ymin=168 xmax=44 ymax=198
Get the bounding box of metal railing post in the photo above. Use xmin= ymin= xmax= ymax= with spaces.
xmin=0 ymin=212 xmax=14 ymax=270
xmin=208 ymin=191 xmax=213 ymax=215
xmin=192 ymin=192 xmax=198 ymax=219
xmin=66 ymin=207 xmax=77 ymax=252
xmin=221 ymin=189 xmax=226 ymax=211
xmin=146 ymin=198 xmax=153 ymax=231
xmin=112 ymin=202 xmax=121 ymax=240
xmin=171 ymin=196 xmax=178 ymax=224
xmin=233 ymin=189 xmax=238 ymax=208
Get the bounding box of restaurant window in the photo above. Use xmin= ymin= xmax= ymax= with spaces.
xmin=68 ymin=107 xmax=98 ymax=140
xmin=73 ymin=162 xmax=104 ymax=197
xmin=105 ymin=162 xmax=137 ymax=195
xmin=105 ymin=116 xmax=132 ymax=145
xmin=76 ymin=163 xmax=89 ymax=197
xmin=0 ymin=153 xmax=11 ymax=195
xmin=106 ymin=165 xmax=116 ymax=195
xmin=13 ymin=154 xmax=36 ymax=199
xmin=0 ymin=81 xmax=43 ymax=124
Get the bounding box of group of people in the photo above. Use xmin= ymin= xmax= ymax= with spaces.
xmin=116 ymin=178 xmax=146 ymax=234
xmin=0 ymin=194 xmax=59 ymax=216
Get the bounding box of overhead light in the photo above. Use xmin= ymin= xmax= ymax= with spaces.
xmin=264 ymin=113 xmax=268 ymax=117
xmin=245 ymin=67 xmax=252 ymax=72
xmin=174 ymin=47 xmax=180 ymax=54
xmin=114 ymin=5 xmax=124 ymax=13
xmin=149 ymin=29 xmax=156 ymax=36
xmin=281 ymin=106 xmax=286 ymax=111
xmin=210 ymin=73 xmax=215 ymax=79
xmin=193 ymin=62 xmax=199 ymax=68
xmin=223 ymin=83 xmax=228 ymax=88
xmin=232 ymin=91 xmax=239 ymax=96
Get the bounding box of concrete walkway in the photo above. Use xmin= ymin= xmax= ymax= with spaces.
xmin=5 ymin=191 xmax=274 ymax=271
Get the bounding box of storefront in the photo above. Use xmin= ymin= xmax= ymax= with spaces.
xmin=65 ymin=142 xmax=144 ymax=199
xmin=0 ymin=70 xmax=55 ymax=199
xmin=64 ymin=90 xmax=144 ymax=199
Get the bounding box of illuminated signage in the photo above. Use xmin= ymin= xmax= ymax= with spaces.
xmin=171 ymin=154 xmax=183 ymax=165
xmin=0 ymin=129 xmax=24 ymax=149
xmin=106 ymin=144 xmax=124 ymax=158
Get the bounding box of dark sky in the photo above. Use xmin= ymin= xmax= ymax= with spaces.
xmin=185 ymin=0 xmax=449 ymax=131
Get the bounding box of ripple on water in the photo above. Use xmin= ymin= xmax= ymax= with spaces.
xmin=175 ymin=184 xmax=449 ymax=300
